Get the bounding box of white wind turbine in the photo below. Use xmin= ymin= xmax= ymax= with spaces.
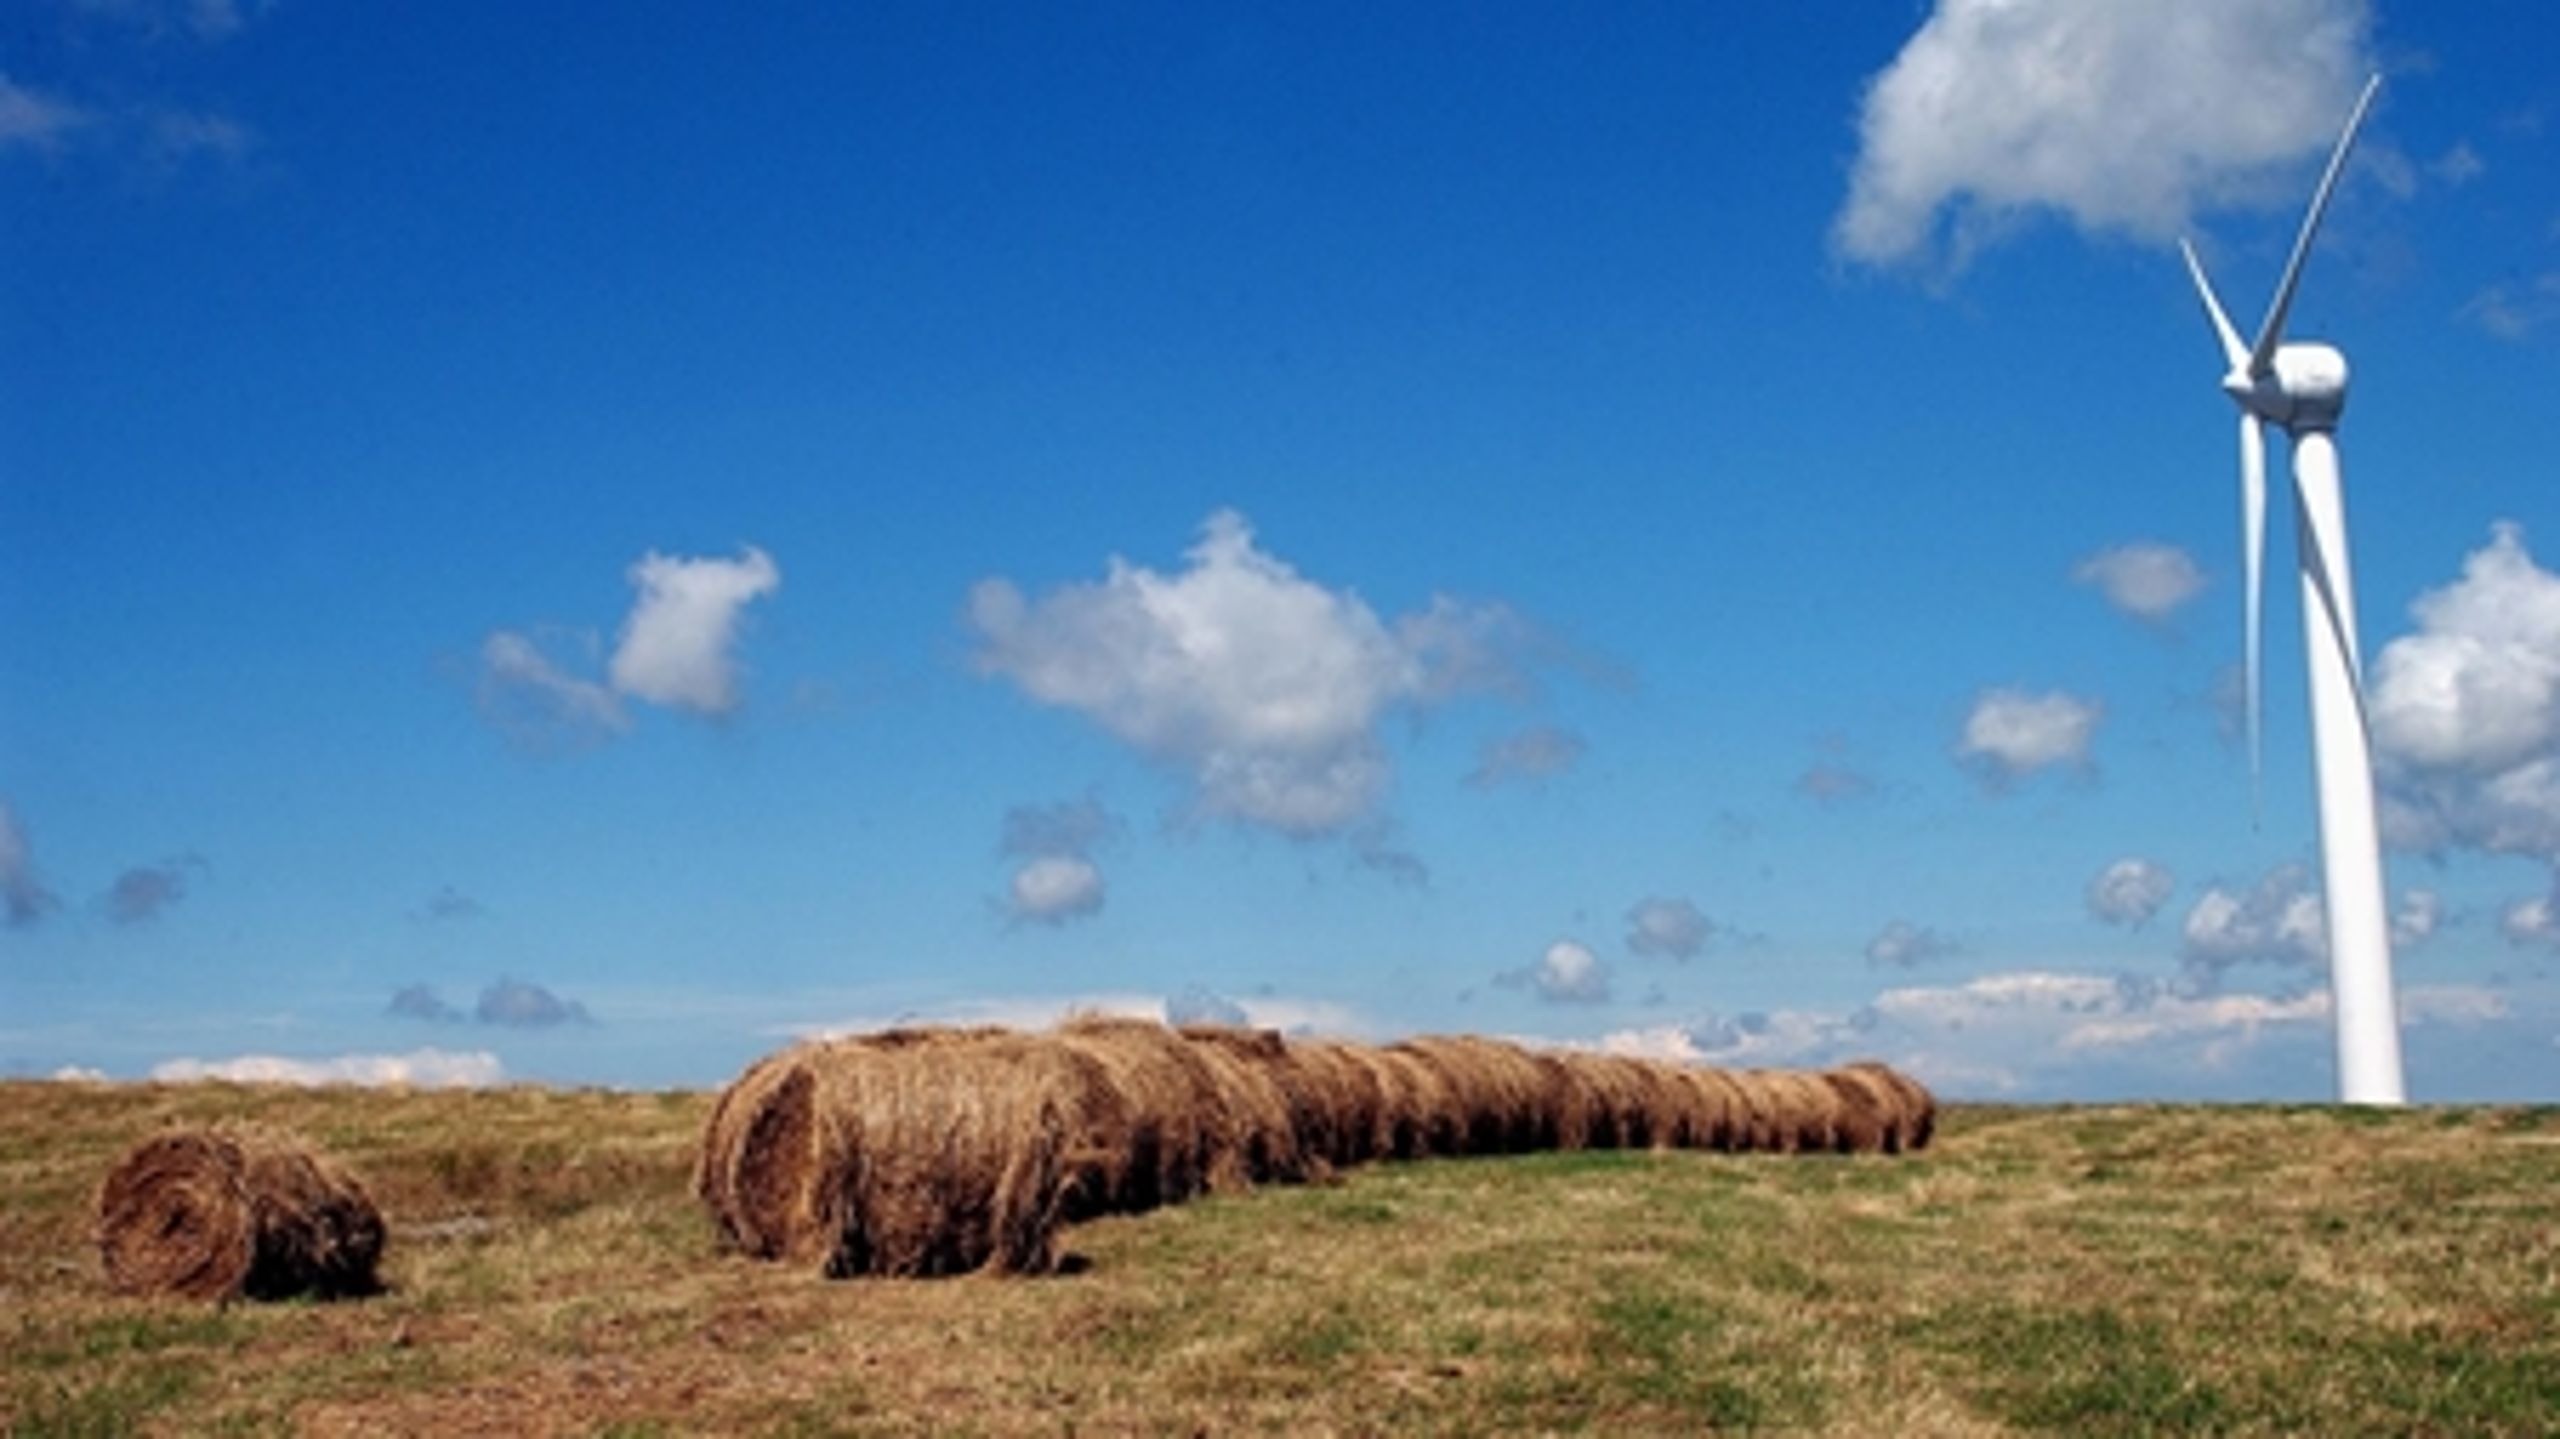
xmin=2178 ymin=73 xmax=2404 ymax=1104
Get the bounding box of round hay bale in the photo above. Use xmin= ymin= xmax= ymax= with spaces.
xmin=815 ymin=1034 xmax=1068 ymax=1277
xmin=1819 ymin=1067 xmax=1898 ymax=1154
xmin=1362 ymin=1044 xmax=1463 ymax=1158
xmin=1658 ymin=1060 xmax=1740 ymax=1147
xmin=1753 ymin=1070 xmax=1847 ymax=1153
xmin=97 ymin=1126 xmax=385 ymax=1302
xmin=1291 ymin=1040 xmax=1390 ymax=1166
xmin=1180 ymin=1026 xmax=1333 ymax=1183
xmin=1391 ymin=1036 xmax=1556 ymax=1154
xmin=1844 ymin=1060 xmax=1936 ymax=1152
xmin=1054 ymin=1015 xmax=1241 ymax=1204
xmin=1719 ymin=1069 xmax=1784 ymax=1152
xmin=1570 ymin=1055 xmax=1687 ymax=1149
xmin=1528 ymin=1051 xmax=1599 ymax=1151
xmin=697 ymin=1043 xmax=817 ymax=1250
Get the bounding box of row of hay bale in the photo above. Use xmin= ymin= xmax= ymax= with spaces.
xmin=695 ymin=1017 xmax=1934 ymax=1279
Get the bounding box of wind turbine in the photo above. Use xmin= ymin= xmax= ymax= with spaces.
xmin=2178 ymin=73 xmax=2404 ymax=1104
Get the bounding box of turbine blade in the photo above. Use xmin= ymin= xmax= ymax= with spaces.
xmin=2248 ymin=73 xmax=2383 ymax=376
xmin=2182 ymin=240 xmax=2249 ymax=371
xmin=2241 ymin=415 xmax=2267 ymax=821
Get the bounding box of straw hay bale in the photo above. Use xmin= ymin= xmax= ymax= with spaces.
xmin=1361 ymin=1045 xmax=1464 ymax=1158
xmin=1717 ymin=1069 xmax=1783 ymax=1152
xmin=1819 ymin=1066 xmax=1900 ymax=1154
xmin=97 ymin=1126 xmax=384 ymax=1302
xmin=1179 ymin=1026 xmax=1341 ymax=1181
xmin=1668 ymin=1066 xmax=1743 ymax=1151
xmin=1568 ymin=1054 xmax=1690 ymax=1149
xmin=812 ymin=1034 xmax=1068 ymax=1276
xmin=1390 ymin=1036 xmax=1558 ymax=1154
xmin=1054 ymin=1015 xmax=1254 ymax=1201
xmin=1844 ymin=1060 xmax=1936 ymax=1151
xmin=1288 ymin=1039 xmax=1388 ymax=1167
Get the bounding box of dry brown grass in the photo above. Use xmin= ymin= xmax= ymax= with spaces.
xmin=3 ymin=1083 xmax=2554 ymax=1434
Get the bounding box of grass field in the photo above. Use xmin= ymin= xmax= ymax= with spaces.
xmin=3 ymin=1080 xmax=2554 ymax=1436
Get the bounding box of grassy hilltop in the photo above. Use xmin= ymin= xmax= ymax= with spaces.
xmin=3 ymin=1080 xmax=2554 ymax=1435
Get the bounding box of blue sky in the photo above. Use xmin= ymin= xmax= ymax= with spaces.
xmin=6 ymin=0 xmax=2557 ymax=1099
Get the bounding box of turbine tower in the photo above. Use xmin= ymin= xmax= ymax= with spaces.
xmin=2178 ymin=73 xmax=2405 ymax=1104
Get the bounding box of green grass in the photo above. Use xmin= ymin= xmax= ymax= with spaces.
xmin=2 ymin=1084 xmax=2554 ymax=1433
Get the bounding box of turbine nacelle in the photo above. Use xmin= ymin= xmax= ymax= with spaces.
xmin=2222 ymin=342 xmax=2349 ymax=433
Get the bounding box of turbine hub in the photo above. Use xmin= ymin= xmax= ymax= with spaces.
xmin=2226 ymin=342 xmax=2350 ymax=433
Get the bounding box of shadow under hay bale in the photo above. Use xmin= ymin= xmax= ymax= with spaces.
xmin=97 ymin=1126 xmax=385 ymax=1303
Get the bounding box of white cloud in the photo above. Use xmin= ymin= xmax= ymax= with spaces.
xmin=50 ymin=1065 xmax=109 ymax=1083
xmin=2372 ymin=525 xmax=2560 ymax=861
xmin=1625 ymin=896 xmax=1714 ymax=961
xmin=1592 ymin=969 xmax=2529 ymax=1100
xmin=1866 ymin=919 xmax=1958 ymax=968
xmin=608 ymin=547 xmax=781 ymax=715
xmin=2429 ymin=142 xmax=2485 ymax=187
xmin=2501 ymin=892 xmax=2559 ymax=949
xmin=2074 ymin=544 xmax=2207 ymax=622
xmin=1835 ymin=0 xmax=2375 ymax=271
xmin=1006 ymin=855 xmax=1105 ymax=926
xmin=998 ymin=797 xmax=1116 ymax=927
xmin=2391 ymin=888 xmax=2444 ymax=948
xmin=2087 ymin=857 xmax=2175 ymax=928
xmin=476 ymin=630 xmax=629 ymax=746
xmin=148 ymin=1048 xmax=504 ymax=1088
xmin=2459 ymin=274 xmax=2560 ymax=340
xmin=971 ymin=510 xmax=1525 ymax=836
xmin=1957 ymin=688 xmax=2102 ymax=784
xmin=1 ymin=798 xmax=60 ymax=929
xmin=1515 ymin=940 xmax=1610 ymax=1004
xmin=0 ymin=74 xmax=90 ymax=152
xmin=2181 ymin=865 xmax=2326 ymax=970
xmin=1163 ymin=986 xmax=1250 ymax=1027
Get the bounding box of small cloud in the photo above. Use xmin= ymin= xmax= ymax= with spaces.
xmin=997 ymin=798 xmax=1117 ymax=927
xmin=2392 ymin=889 xmax=2445 ymax=948
xmin=1866 ymin=919 xmax=1957 ymax=968
xmin=1498 ymin=940 xmax=1611 ymax=1004
xmin=418 ymin=885 xmax=481 ymax=923
xmin=1005 ymin=855 xmax=1105 ymax=927
xmin=1164 ymin=986 xmax=1250 ymax=1028
xmin=1794 ymin=763 xmax=1876 ymax=805
xmin=2074 ymin=543 xmax=2206 ymax=623
xmin=387 ymin=984 xmax=465 ymax=1024
xmin=1 ymin=798 xmax=61 ymax=929
xmin=2181 ymin=865 xmax=2326 ymax=973
xmin=2087 ymin=857 xmax=2175 ymax=929
xmin=148 ymin=110 xmax=252 ymax=166
xmin=1351 ymin=825 xmax=1431 ymax=889
xmin=0 ymin=74 xmax=92 ymax=154
xmin=476 ymin=629 xmax=629 ymax=749
xmin=1957 ymin=688 xmax=2102 ymax=786
xmin=608 ymin=547 xmax=781 ymax=716
xmin=103 ymin=856 xmax=204 ymax=925
xmin=971 ymin=510 xmax=1542 ymax=838
xmin=474 ymin=978 xmax=593 ymax=1029
xmin=149 ymin=1048 xmax=504 ymax=1088
xmin=1624 ymin=896 xmax=1714 ymax=961
xmin=2500 ymin=891 xmax=2560 ymax=949
xmin=2428 ymin=142 xmax=2484 ymax=187
xmin=2458 ymin=274 xmax=2560 ymax=341
xmin=1464 ymin=726 xmax=1587 ymax=789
